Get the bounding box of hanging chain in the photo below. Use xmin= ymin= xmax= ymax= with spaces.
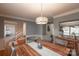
xmin=41 ymin=1 xmax=43 ymax=17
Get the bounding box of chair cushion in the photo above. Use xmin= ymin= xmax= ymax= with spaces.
xmin=17 ymin=39 xmax=25 ymax=45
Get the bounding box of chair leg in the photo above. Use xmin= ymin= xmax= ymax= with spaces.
xmin=68 ymin=49 xmax=72 ymax=56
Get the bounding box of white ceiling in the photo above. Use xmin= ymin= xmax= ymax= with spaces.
xmin=0 ymin=3 xmax=79 ymax=21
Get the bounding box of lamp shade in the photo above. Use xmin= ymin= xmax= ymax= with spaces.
xmin=36 ymin=17 xmax=48 ymax=24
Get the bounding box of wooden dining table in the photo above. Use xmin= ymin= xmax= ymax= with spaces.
xmin=38 ymin=40 xmax=70 ymax=56
xmin=16 ymin=44 xmax=41 ymax=56
xmin=16 ymin=40 xmax=70 ymax=56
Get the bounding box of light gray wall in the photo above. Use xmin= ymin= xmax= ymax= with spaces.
xmin=53 ymin=12 xmax=79 ymax=45
xmin=0 ymin=17 xmax=4 ymax=38
xmin=0 ymin=17 xmax=5 ymax=50
xmin=26 ymin=21 xmax=43 ymax=35
xmin=42 ymin=25 xmax=46 ymax=35
xmin=54 ymin=12 xmax=79 ymax=36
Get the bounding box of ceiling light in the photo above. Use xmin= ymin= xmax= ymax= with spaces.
xmin=36 ymin=17 xmax=48 ymax=24
xmin=36 ymin=3 xmax=48 ymax=24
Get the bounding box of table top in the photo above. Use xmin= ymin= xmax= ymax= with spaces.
xmin=28 ymin=42 xmax=61 ymax=56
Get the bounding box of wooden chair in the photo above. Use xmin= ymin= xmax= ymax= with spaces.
xmin=75 ymin=41 xmax=79 ymax=56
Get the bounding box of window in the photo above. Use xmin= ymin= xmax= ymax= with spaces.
xmin=63 ymin=27 xmax=70 ymax=35
xmin=62 ymin=26 xmax=79 ymax=36
xmin=4 ymin=24 xmax=16 ymax=37
xmin=71 ymin=26 xmax=79 ymax=36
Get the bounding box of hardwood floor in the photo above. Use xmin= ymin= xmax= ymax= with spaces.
xmin=0 ymin=47 xmax=12 ymax=56
xmin=0 ymin=50 xmax=5 ymax=56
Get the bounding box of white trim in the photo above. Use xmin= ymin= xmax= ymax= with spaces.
xmin=54 ymin=8 xmax=79 ymax=18
xmin=26 ymin=35 xmax=42 ymax=37
xmin=0 ymin=14 xmax=34 ymax=22
xmin=4 ymin=20 xmax=17 ymax=24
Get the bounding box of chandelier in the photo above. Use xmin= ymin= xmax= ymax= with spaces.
xmin=36 ymin=3 xmax=48 ymax=24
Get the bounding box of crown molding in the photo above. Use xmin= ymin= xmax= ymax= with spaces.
xmin=0 ymin=14 xmax=34 ymax=22
xmin=54 ymin=8 xmax=79 ymax=19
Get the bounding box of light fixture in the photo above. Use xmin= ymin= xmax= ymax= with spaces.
xmin=36 ymin=3 xmax=48 ymax=24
